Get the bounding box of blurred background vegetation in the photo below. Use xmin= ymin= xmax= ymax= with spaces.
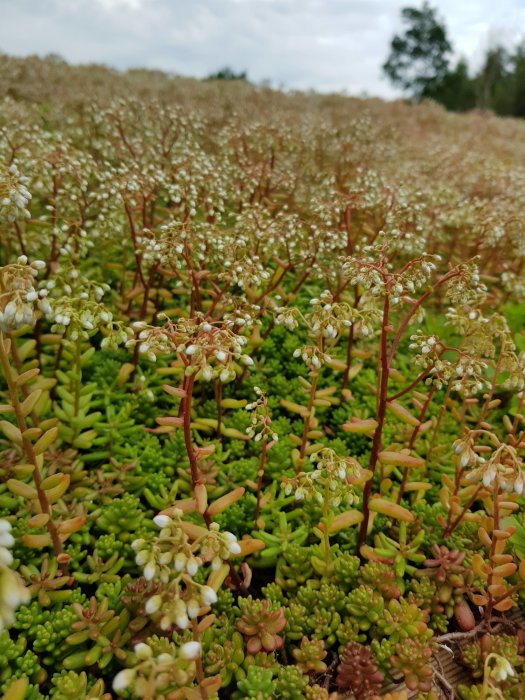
xmin=383 ymin=2 xmax=525 ymax=117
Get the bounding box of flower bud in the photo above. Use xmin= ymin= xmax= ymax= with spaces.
xmin=134 ymin=642 xmax=153 ymax=660
xmin=201 ymin=586 xmax=218 ymax=606
xmin=153 ymin=514 xmax=171 ymax=528
xmin=180 ymin=641 xmax=201 ymax=660
xmin=113 ymin=668 xmax=136 ymax=691
xmin=145 ymin=595 xmax=162 ymax=614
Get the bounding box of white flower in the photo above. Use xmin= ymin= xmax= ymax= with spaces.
xmin=491 ymin=655 xmax=514 ymax=682
xmin=135 ymin=550 xmax=149 ymax=566
xmin=145 ymin=595 xmax=162 ymax=614
xmin=176 ymin=613 xmax=189 ymax=629
xmin=153 ymin=514 xmax=171 ymax=528
xmin=134 ymin=642 xmax=153 ymax=660
xmin=143 ymin=561 xmax=156 ymax=581
xmin=113 ymin=668 xmax=136 ymax=691
xmin=228 ymin=540 xmax=241 ymax=555
xmin=202 ymin=365 xmax=213 ymax=381
xmin=186 ymin=558 xmax=199 ymax=576
xmin=174 ymin=552 xmax=186 ymax=571
xmin=180 ymin=641 xmax=201 ymax=660
xmin=201 ymin=586 xmax=218 ymax=605
xmin=187 ymin=599 xmax=200 ymax=618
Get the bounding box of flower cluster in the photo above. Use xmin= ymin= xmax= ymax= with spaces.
xmin=292 ymin=344 xmax=330 ymax=370
xmin=275 ymin=306 xmax=301 ymax=331
xmin=130 ymin=316 xmax=254 ymax=379
xmin=466 ymin=440 xmax=525 ymax=494
xmin=452 ymin=434 xmax=478 ymax=469
xmin=342 ymin=255 xmax=386 ymax=297
xmin=132 ymin=512 xmax=240 ymax=630
xmin=307 ymin=291 xmax=355 ymax=340
xmin=456 ymin=431 xmax=525 ymax=495
xmin=113 ymin=639 xmax=208 ymax=697
xmin=0 ymin=163 xmax=31 ymax=223
xmin=444 ymin=260 xmax=486 ymax=305
xmin=219 ymin=248 xmax=271 ymax=290
xmin=0 ymin=519 xmax=30 ymax=632
xmin=499 ymin=348 xmax=525 ymax=392
xmin=0 ymin=257 xmax=50 ymax=331
xmin=342 ymin=239 xmax=441 ymax=302
xmin=35 ymin=269 xmax=129 ymax=346
xmin=277 ymin=292 xmax=364 ymax=368
xmin=283 ymin=448 xmax=362 ymax=507
xmin=446 ymin=307 xmax=510 ymax=359
xmin=245 ymin=387 xmax=278 ymax=442
xmin=409 ymin=331 xmax=487 ymax=394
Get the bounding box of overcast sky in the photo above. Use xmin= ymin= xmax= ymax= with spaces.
xmin=2 ymin=0 xmax=525 ymax=98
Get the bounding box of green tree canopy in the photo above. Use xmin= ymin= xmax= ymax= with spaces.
xmin=383 ymin=2 xmax=452 ymax=99
xmin=206 ymin=67 xmax=248 ymax=82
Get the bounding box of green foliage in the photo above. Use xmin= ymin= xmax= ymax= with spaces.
xmin=274 ymin=665 xmax=308 ymax=700
xmin=0 ymin=51 xmax=523 ymax=700
xmin=232 ymin=666 xmax=276 ymax=700
xmin=383 ymin=2 xmax=452 ymax=98
xmin=206 ymin=67 xmax=248 ymax=82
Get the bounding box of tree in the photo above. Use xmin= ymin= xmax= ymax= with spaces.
xmin=476 ymin=46 xmax=510 ymax=112
xmin=510 ymin=44 xmax=525 ymax=117
xmin=383 ymin=2 xmax=452 ymax=99
xmin=206 ymin=67 xmax=248 ymax=82
xmin=431 ymin=59 xmax=476 ymax=112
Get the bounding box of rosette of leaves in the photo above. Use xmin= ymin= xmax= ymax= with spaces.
xmin=274 ymin=665 xmax=309 ymax=700
xmin=0 ymin=629 xmax=45 ymax=688
xmin=389 ymin=637 xmax=434 ymax=692
xmin=345 ymin=585 xmax=385 ymax=632
xmin=358 ymin=561 xmax=403 ymax=600
xmin=63 ymin=596 xmax=131 ymax=671
xmin=460 ymin=633 xmax=523 ymax=679
xmin=335 ymin=642 xmax=384 ymax=699
xmin=231 ymin=665 xmax=276 ymax=700
xmin=203 ymin=627 xmax=245 ymax=687
xmin=48 ymin=670 xmax=110 ymax=699
xmin=235 ymin=596 xmax=286 ymax=655
xmin=373 ymin=598 xmax=432 ymax=646
xmin=292 ymin=636 xmax=327 ymax=674
xmin=417 ymin=544 xmax=474 ymax=628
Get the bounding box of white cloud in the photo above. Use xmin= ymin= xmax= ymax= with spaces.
xmin=1 ymin=0 xmax=525 ymax=97
xmin=94 ymin=0 xmax=146 ymax=10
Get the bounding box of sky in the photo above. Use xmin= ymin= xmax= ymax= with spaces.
xmin=2 ymin=0 xmax=525 ymax=98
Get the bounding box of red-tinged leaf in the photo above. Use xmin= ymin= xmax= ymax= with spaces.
xmin=155 ymin=416 xmax=184 ymax=427
xmin=494 ymin=598 xmax=514 ymax=612
xmin=162 ymin=384 xmax=186 ymax=398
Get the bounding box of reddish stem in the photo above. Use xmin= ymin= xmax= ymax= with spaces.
xmin=0 ymin=333 xmax=64 ymax=561
xmin=255 ymin=437 xmax=269 ymax=524
xmin=358 ymin=294 xmax=390 ymax=552
xmin=397 ymin=386 xmax=436 ymax=503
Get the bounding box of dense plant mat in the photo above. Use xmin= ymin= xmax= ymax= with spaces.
xmin=0 ymin=54 xmax=524 ymax=699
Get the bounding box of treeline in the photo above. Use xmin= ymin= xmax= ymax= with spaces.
xmin=431 ymin=47 xmax=525 ymax=116
xmin=384 ymin=3 xmax=525 ymax=117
